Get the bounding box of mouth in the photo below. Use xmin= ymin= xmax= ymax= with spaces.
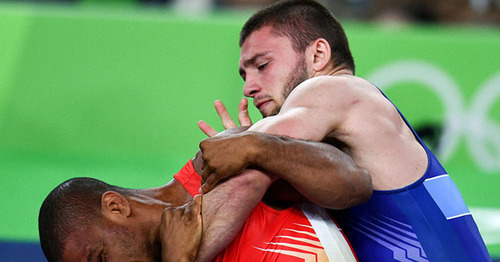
xmin=254 ymin=98 xmax=272 ymax=110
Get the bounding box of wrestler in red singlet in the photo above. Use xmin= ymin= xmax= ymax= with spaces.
xmin=175 ymin=160 xmax=358 ymax=262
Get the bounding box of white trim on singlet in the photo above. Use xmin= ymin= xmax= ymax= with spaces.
xmin=302 ymin=203 xmax=357 ymax=262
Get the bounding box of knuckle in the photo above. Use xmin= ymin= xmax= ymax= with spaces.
xmin=173 ymin=206 xmax=184 ymax=215
xmin=161 ymin=208 xmax=173 ymax=221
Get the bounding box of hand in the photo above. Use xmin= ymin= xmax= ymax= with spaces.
xmin=198 ymin=98 xmax=253 ymax=137
xmin=160 ymin=195 xmax=203 ymax=262
xmin=193 ymin=127 xmax=253 ymax=176
xmin=199 ymin=132 xmax=257 ymax=193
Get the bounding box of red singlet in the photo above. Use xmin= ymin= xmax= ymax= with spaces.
xmin=174 ymin=160 xmax=357 ymax=262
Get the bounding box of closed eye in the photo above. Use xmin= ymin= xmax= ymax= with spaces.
xmin=258 ymin=62 xmax=268 ymax=70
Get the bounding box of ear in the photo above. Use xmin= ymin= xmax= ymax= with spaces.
xmin=101 ymin=191 xmax=132 ymax=223
xmin=306 ymin=38 xmax=332 ymax=72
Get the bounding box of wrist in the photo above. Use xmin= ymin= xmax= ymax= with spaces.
xmin=244 ymin=131 xmax=263 ymax=166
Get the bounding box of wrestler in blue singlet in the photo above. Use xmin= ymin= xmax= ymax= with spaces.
xmin=334 ymin=90 xmax=491 ymax=262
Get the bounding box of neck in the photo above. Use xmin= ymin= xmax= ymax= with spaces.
xmin=132 ymin=181 xmax=189 ymax=250
xmin=331 ymin=67 xmax=353 ymax=76
xmin=128 ymin=188 xmax=175 ymax=254
xmin=134 ymin=187 xmax=171 ymax=204
xmin=311 ymin=64 xmax=353 ymax=78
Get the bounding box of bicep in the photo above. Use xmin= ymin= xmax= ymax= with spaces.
xmin=248 ymin=106 xmax=336 ymax=141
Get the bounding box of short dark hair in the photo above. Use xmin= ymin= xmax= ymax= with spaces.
xmin=38 ymin=177 xmax=131 ymax=262
xmin=240 ymin=0 xmax=355 ymax=73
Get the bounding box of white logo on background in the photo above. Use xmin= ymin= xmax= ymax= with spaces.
xmin=367 ymin=60 xmax=500 ymax=172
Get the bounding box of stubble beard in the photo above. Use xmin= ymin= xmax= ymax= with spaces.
xmin=266 ymin=57 xmax=309 ymax=117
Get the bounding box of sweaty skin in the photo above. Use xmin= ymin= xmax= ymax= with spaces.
xmin=200 ymin=128 xmax=371 ymax=209
xmin=199 ymin=26 xmax=427 ymax=208
xmin=61 ymin=123 xmax=350 ymax=262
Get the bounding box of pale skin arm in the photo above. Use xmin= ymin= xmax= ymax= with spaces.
xmin=187 ymin=86 xmax=369 ymax=260
xmin=195 ymin=152 xmax=274 ymax=261
xmin=160 ymin=157 xmax=273 ymax=262
xmin=199 ymin=76 xmax=373 ymax=210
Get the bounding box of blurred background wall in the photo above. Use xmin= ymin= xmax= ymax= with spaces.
xmin=0 ymin=0 xmax=498 ymax=260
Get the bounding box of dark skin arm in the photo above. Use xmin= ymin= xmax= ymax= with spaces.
xmin=197 ymin=100 xmax=304 ymax=208
xmin=175 ymin=100 xmax=368 ymax=261
xmin=200 ymin=131 xmax=372 ymax=210
xmin=198 ymin=99 xmax=371 ymax=210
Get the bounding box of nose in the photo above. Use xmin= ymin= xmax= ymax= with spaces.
xmin=243 ymin=75 xmax=261 ymax=97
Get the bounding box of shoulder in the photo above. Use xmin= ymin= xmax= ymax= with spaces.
xmin=277 ymin=75 xmax=400 ymax=135
xmin=161 ymin=178 xmax=192 ymax=206
xmin=282 ymin=75 xmax=378 ymax=111
xmin=294 ymin=75 xmax=371 ymax=92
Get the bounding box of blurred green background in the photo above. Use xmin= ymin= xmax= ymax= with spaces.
xmin=0 ymin=1 xmax=499 ymax=260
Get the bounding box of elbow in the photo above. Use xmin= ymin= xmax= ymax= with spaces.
xmin=328 ymin=168 xmax=373 ymax=210
xmin=354 ymin=168 xmax=373 ymax=204
xmin=347 ymin=168 xmax=372 ymax=208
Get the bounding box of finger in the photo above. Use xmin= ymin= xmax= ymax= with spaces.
xmin=183 ymin=202 xmax=191 ymax=217
xmin=160 ymin=208 xmax=173 ymax=241
xmin=199 ymin=142 xmax=207 ymax=167
xmin=198 ymin=120 xmax=218 ymax=137
xmin=201 ymin=166 xmax=212 ymax=185
xmin=193 ymin=195 xmax=203 ymax=225
xmin=192 ymin=150 xmax=204 ymax=174
xmin=238 ymin=98 xmax=253 ymax=126
xmin=173 ymin=205 xmax=186 ymax=217
xmin=193 ymin=194 xmax=203 ymax=206
xmin=191 ymin=194 xmax=202 ymax=216
xmin=214 ymin=100 xmax=237 ymax=129
xmin=162 ymin=207 xmax=174 ymax=223
xmin=200 ymin=173 xmax=218 ymax=193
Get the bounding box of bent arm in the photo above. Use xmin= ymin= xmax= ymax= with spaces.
xmin=166 ymin=170 xmax=270 ymax=262
xmin=201 ymin=130 xmax=370 ymax=209
xmin=200 ymin=77 xmax=372 ymax=209
xmin=247 ymin=77 xmax=374 ymax=208
xmin=198 ymin=170 xmax=272 ymax=261
xmin=189 ymin=150 xmax=273 ymax=261
xmin=248 ymin=132 xmax=370 ymax=209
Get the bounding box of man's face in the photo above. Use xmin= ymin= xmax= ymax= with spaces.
xmin=62 ymin=224 xmax=160 ymax=262
xmin=239 ymin=26 xmax=309 ymax=117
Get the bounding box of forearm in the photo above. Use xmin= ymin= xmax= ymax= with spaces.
xmin=247 ymin=132 xmax=372 ymax=209
xmin=197 ymin=169 xmax=273 ymax=262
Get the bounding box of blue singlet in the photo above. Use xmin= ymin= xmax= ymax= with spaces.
xmin=334 ymin=90 xmax=491 ymax=262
